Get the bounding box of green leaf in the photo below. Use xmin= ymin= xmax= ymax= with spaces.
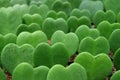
xmin=110 ymin=70 xmax=120 ymax=80
xmin=113 ymin=48 xmax=120 ymax=70
xmin=70 ymin=9 xmax=91 ymax=19
xmin=16 ymin=23 xmax=41 ymax=35
xmin=104 ymin=0 xmax=120 ymax=15
xmin=46 ymin=10 xmax=67 ymax=20
xmin=1 ymin=43 xmax=34 ymax=74
xmin=33 ymin=42 xmax=69 ymax=67
xmin=12 ymin=63 xmax=34 ymax=80
xmin=17 ymin=31 xmax=47 ymax=47
xmin=75 ymin=52 xmax=112 ymax=80
xmin=51 ymin=30 xmax=79 ymax=56
xmin=97 ymin=21 xmax=120 ymax=39
xmin=67 ymin=0 xmax=82 ymax=8
xmin=47 ymin=63 xmax=87 ymax=80
xmin=0 ymin=33 xmax=16 ymax=66
xmin=67 ymin=16 xmax=91 ymax=32
xmin=23 ymin=13 xmax=43 ymax=27
xmin=109 ymin=29 xmax=120 ymax=53
xmin=34 ymin=66 xmax=49 ymax=80
xmin=93 ymin=10 xmax=116 ymax=26
xmin=79 ymin=36 xmax=110 ymax=55
xmin=75 ymin=25 xmax=100 ymax=43
xmin=29 ymin=4 xmax=49 ymax=19
xmin=0 ymin=68 xmax=7 ymax=80
xmin=79 ymin=1 xmax=103 ymax=19
xmin=42 ymin=18 xmax=68 ymax=39
xmin=51 ymin=0 xmax=72 ymax=15
xmin=0 ymin=8 xmax=21 ymax=34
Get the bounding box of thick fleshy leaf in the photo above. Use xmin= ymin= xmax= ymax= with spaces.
xmin=51 ymin=30 xmax=79 ymax=56
xmin=33 ymin=42 xmax=69 ymax=67
xmin=17 ymin=31 xmax=47 ymax=47
xmin=75 ymin=52 xmax=112 ymax=80
xmin=1 ymin=43 xmax=34 ymax=74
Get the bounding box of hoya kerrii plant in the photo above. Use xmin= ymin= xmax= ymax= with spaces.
xmin=79 ymin=0 xmax=103 ymax=19
xmin=47 ymin=63 xmax=87 ymax=80
xmin=113 ymin=48 xmax=120 ymax=70
xmin=79 ymin=36 xmax=110 ymax=55
xmin=70 ymin=8 xmax=91 ymax=19
xmin=22 ymin=13 xmax=43 ymax=27
xmin=75 ymin=25 xmax=100 ymax=43
xmin=110 ymin=70 xmax=120 ymax=80
xmin=33 ymin=42 xmax=69 ymax=68
xmin=29 ymin=4 xmax=50 ymax=19
xmin=97 ymin=21 xmax=120 ymax=39
xmin=93 ymin=10 xmax=116 ymax=27
xmin=0 ymin=0 xmax=120 ymax=80
xmin=51 ymin=0 xmax=72 ymax=16
xmin=16 ymin=30 xmax=48 ymax=47
xmin=1 ymin=43 xmax=34 ymax=74
xmin=46 ymin=10 xmax=67 ymax=20
xmin=0 ymin=33 xmax=16 ymax=66
xmin=12 ymin=62 xmax=49 ymax=80
xmin=51 ymin=30 xmax=79 ymax=57
xmin=109 ymin=29 xmax=120 ymax=53
xmin=42 ymin=18 xmax=68 ymax=39
xmin=74 ymin=52 xmax=112 ymax=80
xmin=12 ymin=63 xmax=34 ymax=80
xmin=104 ymin=0 xmax=120 ymax=15
xmin=16 ymin=23 xmax=41 ymax=35
xmin=67 ymin=16 xmax=91 ymax=32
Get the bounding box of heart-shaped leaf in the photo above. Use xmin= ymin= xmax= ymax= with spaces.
xmin=79 ymin=1 xmax=103 ymax=19
xmin=97 ymin=21 xmax=120 ymax=39
xmin=33 ymin=42 xmax=69 ymax=67
xmin=44 ymin=0 xmax=56 ymax=9
xmin=1 ymin=43 xmax=34 ymax=74
xmin=23 ymin=13 xmax=43 ymax=27
xmin=79 ymin=36 xmax=110 ymax=55
xmin=16 ymin=23 xmax=41 ymax=35
xmin=93 ymin=10 xmax=116 ymax=26
xmin=0 ymin=68 xmax=7 ymax=80
xmin=13 ymin=4 xmax=29 ymax=17
xmin=0 ymin=33 xmax=16 ymax=66
xmin=47 ymin=63 xmax=87 ymax=80
xmin=67 ymin=0 xmax=82 ymax=8
xmin=74 ymin=52 xmax=112 ymax=80
xmin=109 ymin=29 xmax=120 ymax=53
xmin=70 ymin=9 xmax=91 ymax=19
xmin=67 ymin=16 xmax=91 ymax=32
xmin=51 ymin=0 xmax=72 ymax=15
xmin=34 ymin=66 xmax=49 ymax=80
xmin=110 ymin=70 xmax=120 ymax=80
xmin=51 ymin=30 xmax=79 ymax=56
xmin=104 ymin=0 xmax=120 ymax=15
xmin=12 ymin=63 xmax=34 ymax=80
xmin=113 ymin=48 xmax=120 ymax=70
xmin=46 ymin=10 xmax=67 ymax=20
xmin=0 ymin=6 xmax=22 ymax=34
xmin=29 ymin=4 xmax=49 ymax=19
xmin=16 ymin=31 xmax=47 ymax=47
xmin=75 ymin=25 xmax=100 ymax=42
xmin=42 ymin=18 xmax=68 ymax=39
